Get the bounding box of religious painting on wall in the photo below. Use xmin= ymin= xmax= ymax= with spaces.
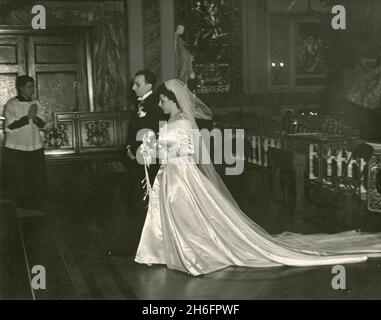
xmin=176 ymin=0 xmax=241 ymax=94
xmin=343 ymin=34 xmax=381 ymax=110
xmin=295 ymin=20 xmax=329 ymax=86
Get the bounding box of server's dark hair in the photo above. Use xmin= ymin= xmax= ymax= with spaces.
xmin=16 ymin=75 xmax=34 ymax=93
xmin=158 ymin=84 xmax=180 ymax=109
xmin=134 ymin=70 xmax=157 ymax=87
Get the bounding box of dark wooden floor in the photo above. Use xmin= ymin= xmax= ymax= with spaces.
xmin=2 ymin=166 xmax=381 ymax=300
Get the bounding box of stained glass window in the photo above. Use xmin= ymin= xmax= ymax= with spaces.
xmin=176 ymin=0 xmax=241 ymax=94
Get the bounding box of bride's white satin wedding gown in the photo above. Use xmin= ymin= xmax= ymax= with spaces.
xmin=135 ymin=117 xmax=381 ymax=276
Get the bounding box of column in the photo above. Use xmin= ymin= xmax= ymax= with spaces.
xmin=242 ymin=0 xmax=269 ymax=93
xmin=160 ymin=0 xmax=176 ymax=81
xmin=128 ymin=0 xmax=144 ymax=78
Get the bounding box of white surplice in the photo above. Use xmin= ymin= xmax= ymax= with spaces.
xmin=135 ymin=117 xmax=381 ymax=276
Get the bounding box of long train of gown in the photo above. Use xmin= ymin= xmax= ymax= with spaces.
xmin=135 ymin=119 xmax=381 ymax=276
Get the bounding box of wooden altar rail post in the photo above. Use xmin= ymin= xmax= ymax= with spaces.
xmin=367 ymin=146 xmax=381 ymax=213
xmin=293 ymin=152 xmax=306 ymax=215
xmin=267 ymin=147 xmax=306 ymax=215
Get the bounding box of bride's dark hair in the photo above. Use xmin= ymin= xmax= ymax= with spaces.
xmin=158 ymin=84 xmax=180 ymax=109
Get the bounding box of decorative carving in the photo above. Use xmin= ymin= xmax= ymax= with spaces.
xmin=85 ymin=121 xmax=111 ymax=147
xmin=368 ymin=155 xmax=381 ymax=213
xmin=44 ymin=123 xmax=70 ymax=149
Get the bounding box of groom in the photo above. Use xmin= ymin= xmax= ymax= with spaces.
xmin=106 ymin=70 xmax=165 ymax=257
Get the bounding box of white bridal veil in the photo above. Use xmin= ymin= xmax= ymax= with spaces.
xmin=164 ymin=79 xmax=239 ymax=207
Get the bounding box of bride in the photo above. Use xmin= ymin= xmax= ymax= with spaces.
xmin=134 ymin=79 xmax=381 ymax=276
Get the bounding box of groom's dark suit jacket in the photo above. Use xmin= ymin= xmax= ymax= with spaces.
xmin=103 ymin=93 xmax=165 ymax=255
xmin=127 ymin=92 xmax=166 ymax=156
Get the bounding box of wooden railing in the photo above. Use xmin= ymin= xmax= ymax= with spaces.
xmin=246 ymin=132 xmax=368 ymax=199
xmin=309 ymin=143 xmax=367 ymax=196
xmin=234 ymin=111 xmax=366 ymax=199
xmin=247 ymin=135 xmax=282 ymax=168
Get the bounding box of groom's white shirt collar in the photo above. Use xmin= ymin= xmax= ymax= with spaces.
xmin=138 ymin=90 xmax=153 ymax=102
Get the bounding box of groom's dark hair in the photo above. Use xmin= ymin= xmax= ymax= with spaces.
xmin=135 ymin=70 xmax=157 ymax=87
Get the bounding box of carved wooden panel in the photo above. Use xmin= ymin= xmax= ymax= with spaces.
xmin=368 ymin=154 xmax=381 ymax=213
xmin=44 ymin=119 xmax=76 ymax=155
xmin=80 ymin=119 xmax=116 ymax=150
xmin=44 ymin=111 xmax=133 ymax=160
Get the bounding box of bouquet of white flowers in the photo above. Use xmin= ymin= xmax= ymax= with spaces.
xmin=139 ymin=130 xmax=158 ymax=166
xmin=139 ymin=130 xmax=158 ymax=201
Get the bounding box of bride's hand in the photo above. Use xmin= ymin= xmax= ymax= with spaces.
xmin=126 ymin=146 xmax=136 ymax=160
xmin=128 ymin=151 xmax=136 ymax=161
